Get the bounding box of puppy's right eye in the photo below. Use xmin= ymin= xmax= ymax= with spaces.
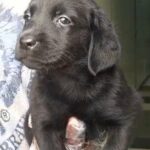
xmin=54 ymin=15 xmax=73 ymax=28
xmin=24 ymin=11 xmax=31 ymax=21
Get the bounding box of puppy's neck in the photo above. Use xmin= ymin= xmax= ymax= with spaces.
xmin=36 ymin=61 xmax=117 ymax=102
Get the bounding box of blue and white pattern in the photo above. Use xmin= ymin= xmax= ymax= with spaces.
xmin=0 ymin=3 xmax=23 ymax=107
xmin=0 ymin=0 xmax=31 ymax=149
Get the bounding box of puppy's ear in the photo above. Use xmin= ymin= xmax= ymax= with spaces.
xmin=88 ymin=9 xmax=121 ymax=76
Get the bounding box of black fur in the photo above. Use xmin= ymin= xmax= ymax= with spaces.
xmin=15 ymin=0 xmax=142 ymax=149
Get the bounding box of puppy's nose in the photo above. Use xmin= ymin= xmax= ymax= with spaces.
xmin=20 ymin=36 xmax=37 ymax=50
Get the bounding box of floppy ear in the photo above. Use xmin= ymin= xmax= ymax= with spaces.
xmin=88 ymin=9 xmax=121 ymax=76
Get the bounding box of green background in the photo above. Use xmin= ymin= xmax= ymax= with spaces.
xmin=96 ymin=0 xmax=150 ymax=88
xmin=96 ymin=0 xmax=150 ymax=149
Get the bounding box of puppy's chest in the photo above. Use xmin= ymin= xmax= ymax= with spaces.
xmin=32 ymin=83 xmax=96 ymax=118
xmin=32 ymin=76 xmax=116 ymax=123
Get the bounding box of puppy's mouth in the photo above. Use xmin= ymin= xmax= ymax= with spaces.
xmin=18 ymin=53 xmax=70 ymax=71
xmin=21 ymin=58 xmax=44 ymax=70
xmin=15 ymin=44 xmax=73 ymax=71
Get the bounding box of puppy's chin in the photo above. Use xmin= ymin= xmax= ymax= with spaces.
xmin=22 ymin=58 xmax=44 ymax=70
xmin=22 ymin=57 xmax=70 ymax=72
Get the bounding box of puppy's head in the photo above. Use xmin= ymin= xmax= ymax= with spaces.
xmin=15 ymin=0 xmax=120 ymax=75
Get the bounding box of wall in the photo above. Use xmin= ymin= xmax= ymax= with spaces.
xmin=96 ymin=0 xmax=136 ymax=86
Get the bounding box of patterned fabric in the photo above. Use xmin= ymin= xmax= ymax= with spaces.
xmin=0 ymin=0 xmax=31 ymax=149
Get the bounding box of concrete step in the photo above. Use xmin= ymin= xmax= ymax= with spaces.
xmin=131 ymin=111 xmax=150 ymax=149
xmin=139 ymin=86 xmax=150 ymax=97
xmin=143 ymin=103 xmax=150 ymax=111
xmin=143 ymin=96 xmax=150 ymax=103
xmin=96 ymin=147 xmax=149 ymax=150
xmin=131 ymin=137 xmax=150 ymax=149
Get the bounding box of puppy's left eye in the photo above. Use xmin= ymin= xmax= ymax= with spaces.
xmin=56 ymin=15 xmax=73 ymax=27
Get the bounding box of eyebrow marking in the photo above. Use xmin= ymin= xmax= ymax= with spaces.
xmin=30 ymin=4 xmax=37 ymax=14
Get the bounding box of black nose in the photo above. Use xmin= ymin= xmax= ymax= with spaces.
xmin=20 ymin=36 xmax=37 ymax=50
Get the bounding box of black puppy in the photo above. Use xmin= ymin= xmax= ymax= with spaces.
xmin=15 ymin=0 xmax=142 ymax=149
